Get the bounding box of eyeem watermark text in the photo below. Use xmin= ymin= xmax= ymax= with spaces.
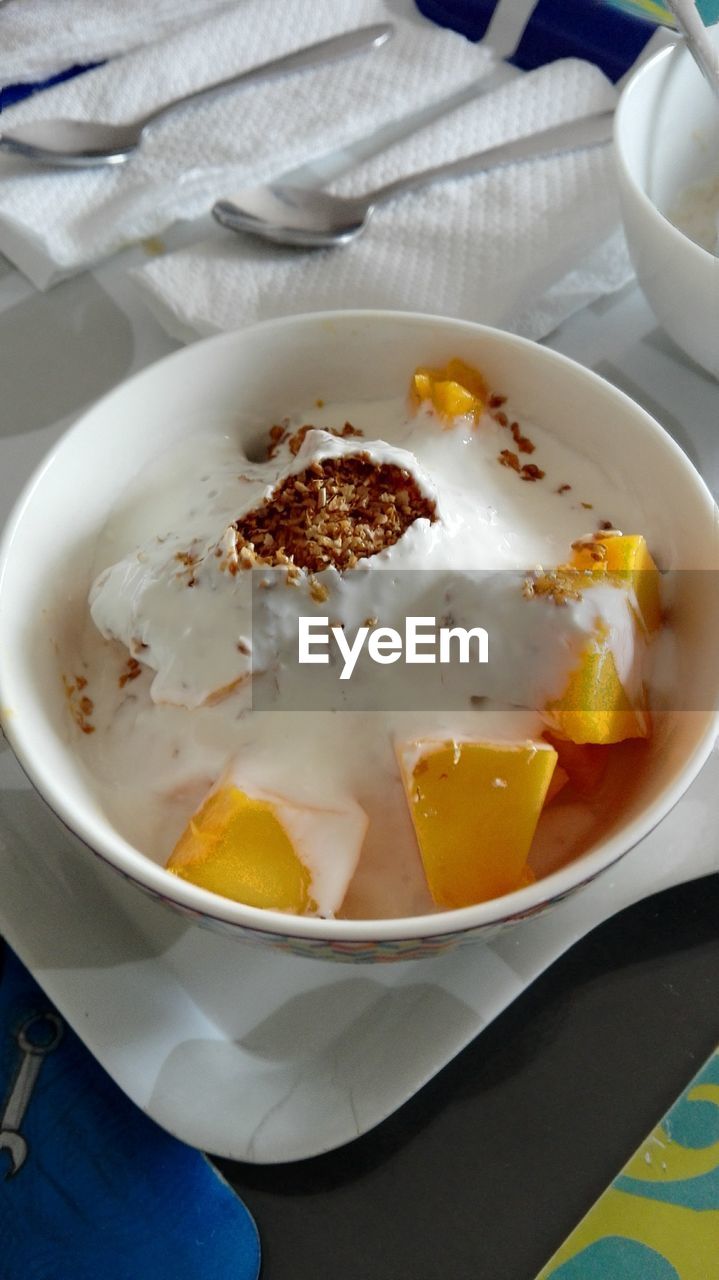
xmin=299 ymin=616 xmax=489 ymax=681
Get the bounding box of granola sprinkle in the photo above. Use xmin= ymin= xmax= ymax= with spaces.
xmin=523 ymin=570 xmax=583 ymax=606
xmin=119 ymin=657 xmax=142 ymax=688
xmin=519 ymin=463 xmax=545 ymax=482
xmin=499 ymin=450 xmax=544 ymax=482
xmin=234 ymin=450 xmax=437 ymax=574
xmin=510 ymin=421 xmax=535 ymax=454
xmin=267 ymin=420 xmax=362 ymax=461
xmin=63 ymin=674 xmax=95 ymax=733
xmin=571 ymin=530 xmax=622 ymax=559
xmin=309 ymin=576 xmax=329 ymax=603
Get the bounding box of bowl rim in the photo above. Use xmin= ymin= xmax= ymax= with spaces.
xmin=1 ymin=307 xmax=718 ymax=944
xmin=614 ymin=39 xmax=718 ymax=266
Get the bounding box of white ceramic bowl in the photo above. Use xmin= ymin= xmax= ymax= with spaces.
xmin=615 ymin=31 xmax=719 ymax=378
xmin=1 ymin=311 xmax=718 ymax=961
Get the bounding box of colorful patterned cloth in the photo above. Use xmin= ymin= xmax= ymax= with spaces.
xmin=538 ymin=1047 xmax=719 ymax=1278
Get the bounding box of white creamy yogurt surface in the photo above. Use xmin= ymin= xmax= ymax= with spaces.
xmin=77 ymin=387 xmax=657 ymax=918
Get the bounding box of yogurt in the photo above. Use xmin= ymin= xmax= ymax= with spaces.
xmin=75 ymin=385 xmax=656 ymax=918
xmin=672 ymin=173 xmax=719 ymax=254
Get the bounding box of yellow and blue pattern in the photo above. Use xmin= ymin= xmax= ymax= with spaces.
xmin=605 ymin=0 xmax=719 ymax=27
xmin=538 ymin=1046 xmax=719 ymax=1278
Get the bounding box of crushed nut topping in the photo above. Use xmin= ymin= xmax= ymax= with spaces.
xmin=510 ymin=422 xmax=535 ymax=454
xmin=523 ymin=570 xmax=583 ymax=606
xmin=287 ymin=421 xmax=363 ymax=457
xmin=572 ymin=530 xmax=622 ymax=558
xmin=266 ymin=419 xmax=362 ymax=461
xmin=63 ymin=674 xmax=95 ymax=733
xmin=499 ymin=448 xmax=520 ymax=471
xmin=234 ymin=451 xmax=436 ymax=574
xmin=572 ymin=536 xmax=608 ymax=561
xmin=267 ymin=422 xmax=289 ymax=459
xmin=309 ymin=576 xmax=329 ymax=603
xmin=119 ymin=657 xmax=142 ymax=688
xmin=499 ymin=450 xmax=544 ymax=482
xmin=174 ymin=549 xmax=199 ymax=567
xmin=519 ymin=463 xmax=545 ymax=482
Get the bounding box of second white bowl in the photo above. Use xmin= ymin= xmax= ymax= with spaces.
xmin=615 ymin=32 xmax=719 ymax=378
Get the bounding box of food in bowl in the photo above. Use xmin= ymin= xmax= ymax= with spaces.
xmin=1 ymin=311 xmax=717 ymax=958
xmin=74 ymin=356 xmax=665 ymax=921
xmin=671 ymin=173 xmax=719 ymax=255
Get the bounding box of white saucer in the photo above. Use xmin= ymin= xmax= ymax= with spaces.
xmin=1 ymin=734 xmax=717 ymax=1164
xmin=1 ymin=209 xmax=717 ymax=1165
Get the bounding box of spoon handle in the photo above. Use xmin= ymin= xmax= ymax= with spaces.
xmin=137 ymin=23 xmax=393 ymax=130
xmin=664 ymin=0 xmax=719 ymax=101
xmin=365 ymin=111 xmax=615 ymax=210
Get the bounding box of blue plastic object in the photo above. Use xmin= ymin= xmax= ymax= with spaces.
xmin=414 ymin=0 xmax=658 ymax=81
xmin=0 ymin=943 xmax=261 ymax=1280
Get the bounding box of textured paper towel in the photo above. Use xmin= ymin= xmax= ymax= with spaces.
xmin=0 ymin=0 xmax=493 ymax=289
xmin=133 ymin=59 xmax=633 ymax=344
xmin=0 ymin=0 xmax=238 ymax=84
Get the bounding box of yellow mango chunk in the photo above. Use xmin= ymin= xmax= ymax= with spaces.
xmin=411 ymin=357 xmax=488 ymax=425
xmin=541 ymin=535 xmax=660 ymax=745
xmin=168 ymin=785 xmax=315 ymax=913
xmin=397 ymin=739 xmax=558 ymax=909
xmin=570 ymin=535 xmax=661 ymax=634
xmin=542 ymin=733 xmax=609 ymax=798
xmin=544 ymin=764 xmax=570 ymax=805
xmin=544 ymin=637 xmax=649 ymax=746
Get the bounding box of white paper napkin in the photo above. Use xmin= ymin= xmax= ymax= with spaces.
xmin=0 ymin=0 xmax=494 ymax=289
xmin=133 ymin=59 xmax=633 ymax=345
xmin=0 ymin=0 xmax=238 ymax=84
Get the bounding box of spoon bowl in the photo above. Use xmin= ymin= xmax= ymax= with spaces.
xmin=0 ymin=119 xmax=142 ymax=168
xmin=0 ymin=23 xmax=393 ymax=169
xmin=212 ymin=111 xmax=615 ymax=250
xmin=214 ymin=188 xmax=371 ymax=247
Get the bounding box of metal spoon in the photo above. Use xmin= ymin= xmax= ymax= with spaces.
xmin=0 ymin=23 xmax=393 ymax=169
xmin=661 ymin=1 xmax=719 ymax=103
xmin=212 ymin=110 xmax=615 ymax=249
